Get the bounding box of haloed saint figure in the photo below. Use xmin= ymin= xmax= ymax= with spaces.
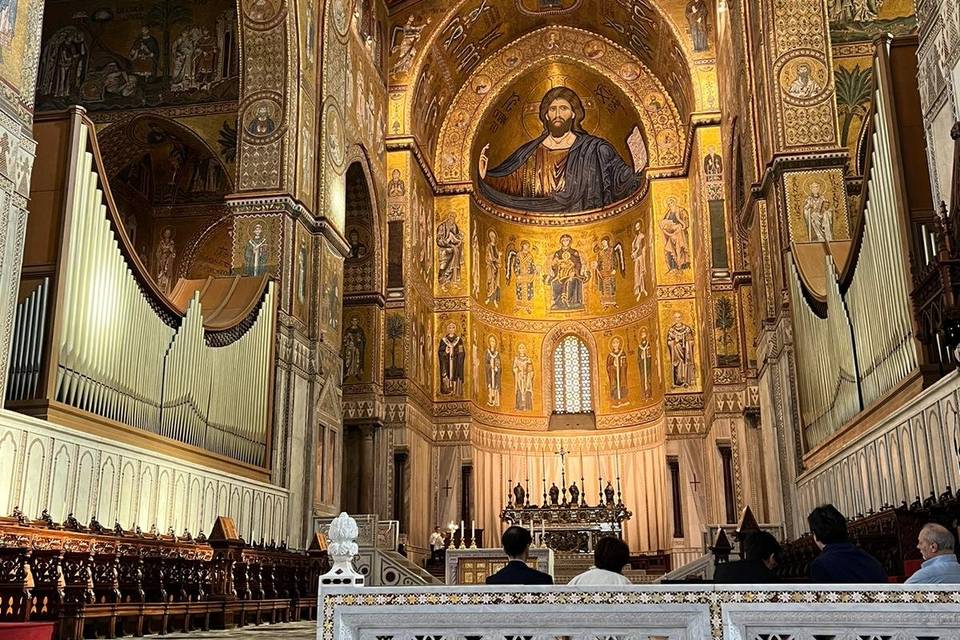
xmin=477 ymin=86 xmax=646 ymax=213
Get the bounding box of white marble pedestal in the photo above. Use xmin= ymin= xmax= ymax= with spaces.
xmin=444 ymin=547 xmax=555 ymax=584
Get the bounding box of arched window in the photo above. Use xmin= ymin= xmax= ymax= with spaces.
xmin=553 ymin=335 xmax=593 ymax=414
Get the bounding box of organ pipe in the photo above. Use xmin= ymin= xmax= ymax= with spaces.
xmin=7 ymin=110 xmax=276 ymax=468
xmin=843 ymin=51 xmax=918 ymax=408
xmin=789 ymin=40 xmax=920 ymax=449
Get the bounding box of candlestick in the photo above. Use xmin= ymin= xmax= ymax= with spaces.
xmin=459 ymin=520 xmax=464 ymax=548
xmin=470 ymin=520 xmax=476 ymax=548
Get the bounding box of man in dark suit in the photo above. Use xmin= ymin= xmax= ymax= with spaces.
xmin=714 ymin=531 xmax=782 ymax=583
xmin=485 ymin=526 xmax=553 ymax=585
xmin=808 ymin=505 xmax=887 ymax=583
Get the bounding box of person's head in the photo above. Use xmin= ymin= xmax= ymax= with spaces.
xmin=807 ymin=504 xmax=848 ymax=549
xmin=666 ymin=196 xmax=678 ymax=211
xmin=672 ymin=311 xmax=682 ymax=323
xmin=517 ymin=342 xmax=527 ymax=356
xmin=743 ymin=531 xmax=782 ymax=570
xmin=809 ymin=180 xmax=822 ymax=197
xmin=488 ymin=335 xmax=497 ymax=349
xmin=539 ymin=86 xmax=586 ymax=138
xmin=600 ymin=236 xmax=610 ymax=249
xmin=446 ymin=321 xmax=457 ymax=336
xmin=501 ymin=525 xmax=532 ymax=560
xmin=917 ymin=523 xmax=956 ymax=560
xmin=253 ymin=223 xmax=263 ymax=237
xmin=560 ymin=234 xmax=572 ymax=248
xmin=594 ymin=536 xmax=630 ymax=574
xmin=434 ymin=526 xmax=440 ymax=533
xmin=611 ymin=337 xmax=622 ymax=352
xmin=392 ymin=169 xmax=401 ymax=180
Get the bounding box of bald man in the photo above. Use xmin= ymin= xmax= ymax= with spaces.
xmin=905 ymin=523 xmax=960 ymax=584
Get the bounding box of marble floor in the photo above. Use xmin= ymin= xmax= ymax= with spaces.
xmin=135 ymin=621 xmax=316 ymax=639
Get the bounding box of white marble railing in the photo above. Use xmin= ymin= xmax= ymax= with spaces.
xmin=318 ymin=585 xmax=960 ymax=640
xmin=0 ymin=409 xmax=289 ymax=541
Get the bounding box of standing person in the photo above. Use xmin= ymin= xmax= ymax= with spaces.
xmin=807 ymin=505 xmax=887 ymax=583
xmin=714 ymin=531 xmax=781 ymax=583
xmin=485 ymin=526 xmax=553 ymax=585
xmin=429 ymin=527 xmax=445 ymax=565
xmin=905 ymin=523 xmax=960 ymax=584
xmin=567 ymin=537 xmax=632 ymax=586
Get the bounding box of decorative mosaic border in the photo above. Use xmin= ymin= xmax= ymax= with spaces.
xmin=321 ymin=587 xmax=960 ymax=640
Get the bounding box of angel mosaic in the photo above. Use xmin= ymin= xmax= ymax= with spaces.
xmin=593 ymin=236 xmax=625 ymax=310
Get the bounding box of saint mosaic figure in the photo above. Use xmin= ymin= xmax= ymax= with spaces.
xmin=438 ymin=322 xmax=465 ymax=396
xmin=703 ymin=146 xmax=722 ymax=178
xmin=545 ymin=234 xmax=589 ymax=311
xmin=660 ymin=198 xmax=691 ymax=272
xmin=436 ymin=213 xmax=464 ymax=289
xmin=243 ymin=223 xmax=269 ymax=276
xmin=387 ymin=168 xmax=405 ymax=197
xmin=513 ymin=342 xmax=535 ymax=411
xmin=342 ymin=317 xmax=366 ymax=382
xmin=593 ymin=236 xmax=625 ymax=310
xmin=485 ymin=229 xmax=502 ymax=307
xmin=477 ymin=86 xmax=645 ymax=213
xmin=686 ymin=0 xmax=710 ymax=52
xmin=666 ymin=312 xmax=695 ymax=388
xmin=631 ymin=221 xmax=648 ymax=300
xmin=155 ymin=226 xmax=176 ymax=294
xmin=803 ymin=180 xmax=834 ymax=242
xmin=390 ymin=15 xmax=430 ymax=77
xmin=638 ymin=327 xmax=653 ymax=399
xmin=788 ymin=63 xmax=822 ymax=99
xmin=484 ymin=335 xmax=502 ymax=407
xmin=606 ymin=336 xmax=628 ymax=407
xmin=505 ymin=239 xmax=540 ymax=313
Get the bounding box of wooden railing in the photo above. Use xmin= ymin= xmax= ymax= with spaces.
xmin=0 ymin=511 xmax=327 ymax=639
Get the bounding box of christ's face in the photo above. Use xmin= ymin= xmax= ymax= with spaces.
xmin=546 ymin=98 xmax=575 ymax=137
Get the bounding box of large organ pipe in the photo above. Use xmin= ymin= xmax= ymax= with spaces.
xmin=9 ymin=110 xmax=277 ymax=468
xmin=843 ymin=46 xmax=918 ymax=408
xmin=789 ymin=39 xmax=920 ymax=448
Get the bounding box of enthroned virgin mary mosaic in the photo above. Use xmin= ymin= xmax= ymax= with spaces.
xmin=476 ymin=85 xmax=647 ymax=213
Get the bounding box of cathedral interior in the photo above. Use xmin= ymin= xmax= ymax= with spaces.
xmin=1 ymin=0 xmax=960 ymax=635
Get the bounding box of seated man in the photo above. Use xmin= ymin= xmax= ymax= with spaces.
xmin=567 ymin=536 xmax=632 ymax=586
xmin=807 ymin=505 xmax=887 ymax=583
xmin=906 ymin=523 xmax=960 ymax=584
xmin=486 ymin=526 xmax=553 ymax=585
xmin=714 ymin=531 xmax=781 ymax=583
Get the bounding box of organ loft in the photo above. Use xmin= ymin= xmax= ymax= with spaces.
xmin=0 ymin=0 xmax=959 ymax=637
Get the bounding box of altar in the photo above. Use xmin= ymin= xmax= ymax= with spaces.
xmin=499 ymin=447 xmax=633 ymax=553
xmin=444 ymin=546 xmax=554 ymax=584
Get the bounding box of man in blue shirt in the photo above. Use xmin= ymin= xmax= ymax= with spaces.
xmin=807 ymin=505 xmax=887 ymax=583
xmin=905 ymin=523 xmax=960 ymax=584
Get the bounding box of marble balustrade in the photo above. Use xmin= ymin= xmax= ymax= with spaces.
xmin=318 ymin=584 xmax=960 ymax=640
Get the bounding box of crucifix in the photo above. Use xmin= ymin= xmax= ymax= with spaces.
xmin=555 ymin=444 xmax=568 ymax=505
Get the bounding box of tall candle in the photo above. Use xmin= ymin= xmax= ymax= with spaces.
xmin=471 ymin=519 xmax=475 ymax=543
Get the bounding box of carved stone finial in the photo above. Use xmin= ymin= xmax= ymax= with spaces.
xmin=319 ymin=512 xmax=364 ymax=588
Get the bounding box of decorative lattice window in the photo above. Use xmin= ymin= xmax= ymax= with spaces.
xmin=553 ymin=335 xmax=593 ymax=414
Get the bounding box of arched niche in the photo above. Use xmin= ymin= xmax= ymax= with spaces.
xmin=97 ymin=114 xmax=234 ymax=296
xmin=435 ymin=27 xmax=686 ymax=185
xmin=541 ymin=321 xmax=600 ymax=424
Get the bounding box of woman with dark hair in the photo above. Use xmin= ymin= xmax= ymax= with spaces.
xmin=567 ymin=536 xmax=632 ymax=586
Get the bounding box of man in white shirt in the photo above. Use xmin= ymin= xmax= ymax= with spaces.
xmin=429 ymin=527 xmax=446 ymax=565
xmin=568 ymin=536 xmax=632 ymax=586
xmin=905 ymin=523 xmax=960 ymax=584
